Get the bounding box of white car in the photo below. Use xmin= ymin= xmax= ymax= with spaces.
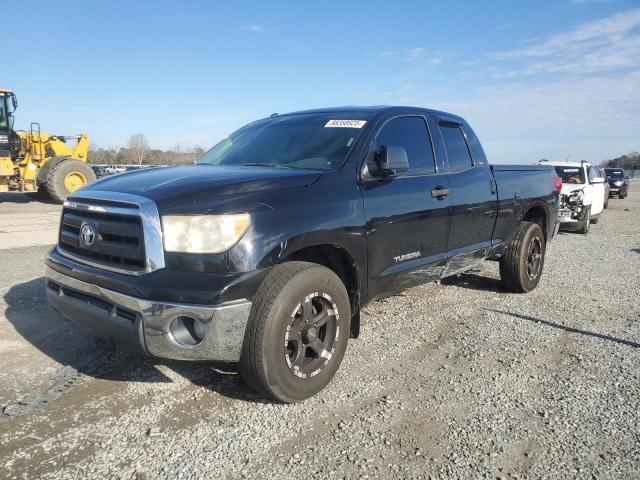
xmin=104 ymin=165 xmax=127 ymax=175
xmin=540 ymin=161 xmax=606 ymax=234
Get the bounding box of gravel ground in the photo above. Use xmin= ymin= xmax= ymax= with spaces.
xmin=1 ymin=187 xmax=639 ymax=479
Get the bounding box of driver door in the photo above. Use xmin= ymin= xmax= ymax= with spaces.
xmin=361 ymin=115 xmax=451 ymax=301
xmin=587 ymin=165 xmax=605 ymax=215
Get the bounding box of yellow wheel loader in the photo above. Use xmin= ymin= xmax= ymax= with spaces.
xmin=0 ymin=89 xmax=95 ymax=202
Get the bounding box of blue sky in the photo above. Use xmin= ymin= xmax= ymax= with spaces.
xmin=5 ymin=0 xmax=640 ymax=163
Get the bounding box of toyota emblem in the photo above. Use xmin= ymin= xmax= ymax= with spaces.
xmin=80 ymin=224 xmax=96 ymax=246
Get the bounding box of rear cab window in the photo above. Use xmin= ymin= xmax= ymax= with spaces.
xmin=437 ymin=121 xmax=474 ymax=172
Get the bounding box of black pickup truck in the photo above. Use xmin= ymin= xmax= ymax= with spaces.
xmin=45 ymin=106 xmax=559 ymax=402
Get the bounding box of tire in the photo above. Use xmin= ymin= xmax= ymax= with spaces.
xmin=591 ymin=217 xmax=599 ymax=224
xmin=578 ymin=207 xmax=590 ymax=234
xmin=604 ymin=197 xmax=609 ymax=209
xmin=499 ymin=221 xmax=546 ymax=293
xmin=45 ymin=159 xmax=96 ymax=203
xmin=240 ymin=261 xmax=350 ymax=403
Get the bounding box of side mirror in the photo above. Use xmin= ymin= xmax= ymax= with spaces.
xmin=372 ymin=145 xmax=409 ymax=176
xmin=591 ymin=177 xmax=605 ymax=184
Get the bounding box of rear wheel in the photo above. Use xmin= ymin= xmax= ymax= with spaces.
xmin=499 ymin=221 xmax=546 ymax=293
xmin=240 ymin=262 xmax=350 ymax=403
xmin=45 ymin=159 xmax=96 ymax=203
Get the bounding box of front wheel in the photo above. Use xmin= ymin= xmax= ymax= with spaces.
xmin=240 ymin=262 xmax=350 ymax=403
xmin=578 ymin=207 xmax=591 ymax=234
xmin=499 ymin=221 xmax=546 ymax=293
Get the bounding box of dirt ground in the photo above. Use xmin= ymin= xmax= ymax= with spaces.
xmin=0 ymin=188 xmax=638 ymax=479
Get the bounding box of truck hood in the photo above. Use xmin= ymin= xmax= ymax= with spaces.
xmin=83 ymin=165 xmax=321 ymax=212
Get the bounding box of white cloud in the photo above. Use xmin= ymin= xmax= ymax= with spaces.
xmin=489 ymin=8 xmax=640 ymax=76
xmin=358 ymin=10 xmax=640 ymax=163
xmin=359 ymin=71 xmax=640 ymax=163
xmin=572 ymin=0 xmax=615 ymax=4
xmin=441 ymin=72 xmax=640 ymax=162
xmin=370 ymin=47 xmax=443 ymax=64
xmin=241 ymin=24 xmax=277 ymax=34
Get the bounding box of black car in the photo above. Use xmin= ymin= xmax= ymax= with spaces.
xmin=45 ymin=106 xmax=560 ymax=402
xmin=604 ymin=168 xmax=630 ymax=198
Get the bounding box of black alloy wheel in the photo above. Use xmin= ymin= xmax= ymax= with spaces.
xmin=285 ymin=293 xmax=339 ymax=379
xmin=526 ymin=235 xmax=543 ymax=281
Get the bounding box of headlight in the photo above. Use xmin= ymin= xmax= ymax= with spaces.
xmin=614 ymin=181 xmax=623 ymax=186
xmin=567 ymin=190 xmax=584 ymax=204
xmin=162 ymin=214 xmax=251 ymax=253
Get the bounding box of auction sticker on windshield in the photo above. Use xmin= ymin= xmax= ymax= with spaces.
xmin=325 ymin=120 xmax=367 ymax=128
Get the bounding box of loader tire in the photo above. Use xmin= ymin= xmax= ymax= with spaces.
xmin=499 ymin=221 xmax=546 ymax=293
xmin=45 ymin=159 xmax=95 ymax=203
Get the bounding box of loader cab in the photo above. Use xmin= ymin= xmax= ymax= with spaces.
xmin=0 ymin=90 xmax=17 ymax=157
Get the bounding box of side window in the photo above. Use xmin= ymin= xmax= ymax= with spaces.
xmin=374 ymin=116 xmax=435 ymax=173
xmin=438 ymin=121 xmax=473 ymax=172
xmin=588 ymin=166 xmax=598 ymax=182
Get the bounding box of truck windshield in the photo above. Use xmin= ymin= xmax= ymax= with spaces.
xmin=554 ymin=166 xmax=585 ymax=184
xmin=196 ymin=113 xmax=370 ymax=171
xmin=605 ymin=170 xmax=624 ymax=179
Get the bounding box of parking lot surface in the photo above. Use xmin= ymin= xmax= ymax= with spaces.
xmin=1 ymin=187 xmax=639 ymax=479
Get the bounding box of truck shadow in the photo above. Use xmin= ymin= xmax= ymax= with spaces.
xmin=488 ymin=309 xmax=640 ymax=349
xmin=440 ymin=271 xmax=506 ymax=293
xmin=3 ymin=277 xmax=263 ymax=405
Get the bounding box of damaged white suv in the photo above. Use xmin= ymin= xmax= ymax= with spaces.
xmin=541 ymin=161 xmax=606 ymax=234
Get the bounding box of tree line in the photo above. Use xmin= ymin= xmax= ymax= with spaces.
xmin=600 ymin=151 xmax=640 ymax=170
xmin=88 ymin=133 xmax=206 ymax=166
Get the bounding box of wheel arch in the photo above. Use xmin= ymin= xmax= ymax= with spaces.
xmin=277 ymin=243 xmax=362 ymax=338
xmin=521 ymin=203 xmax=548 ymax=240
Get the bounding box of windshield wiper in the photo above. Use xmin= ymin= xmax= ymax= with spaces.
xmin=240 ymin=163 xmax=292 ymax=168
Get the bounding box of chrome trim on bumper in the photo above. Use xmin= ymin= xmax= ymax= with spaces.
xmin=60 ymin=191 xmax=165 ymax=276
xmin=45 ymin=266 xmax=251 ymax=362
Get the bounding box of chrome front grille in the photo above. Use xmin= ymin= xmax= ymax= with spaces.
xmin=56 ymin=191 xmax=165 ymax=275
xmin=59 ymin=209 xmax=146 ymax=271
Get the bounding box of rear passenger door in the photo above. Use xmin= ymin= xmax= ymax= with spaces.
xmin=361 ymin=115 xmax=451 ymax=301
xmin=433 ymin=117 xmax=497 ymax=276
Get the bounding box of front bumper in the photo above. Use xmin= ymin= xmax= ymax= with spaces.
xmin=45 ymin=266 xmax=252 ymax=362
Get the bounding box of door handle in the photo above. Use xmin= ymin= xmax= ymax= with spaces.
xmin=431 ymin=186 xmax=450 ymax=198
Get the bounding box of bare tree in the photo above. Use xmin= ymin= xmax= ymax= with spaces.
xmin=127 ymin=133 xmax=149 ymax=165
xmin=173 ymin=142 xmax=185 ymax=165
